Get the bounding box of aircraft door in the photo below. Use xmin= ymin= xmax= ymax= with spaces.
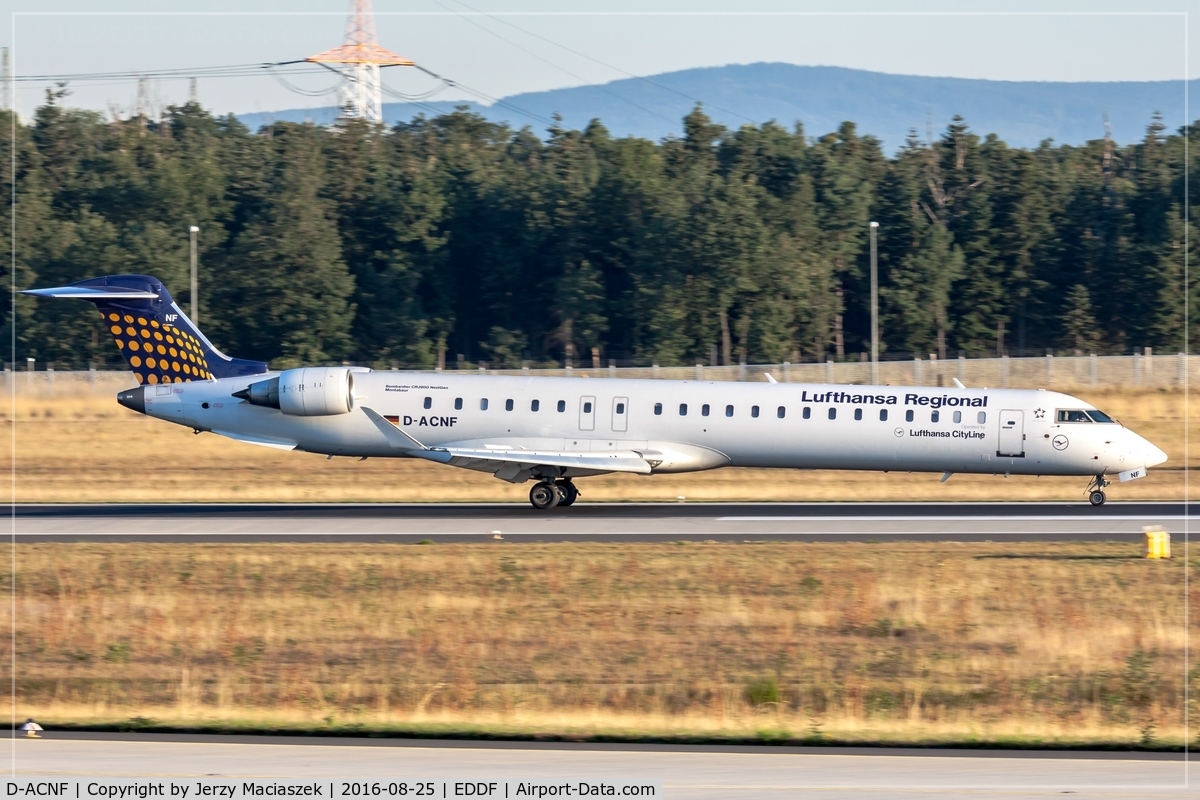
xmin=579 ymin=396 xmax=596 ymax=431
xmin=997 ymin=409 xmax=1025 ymax=457
xmin=612 ymin=396 xmax=628 ymax=432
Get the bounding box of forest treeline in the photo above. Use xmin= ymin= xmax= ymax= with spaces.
xmin=1 ymin=92 xmax=1196 ymax=370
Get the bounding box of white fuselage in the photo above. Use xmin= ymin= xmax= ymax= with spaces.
xmin=138 ymin=371 xmax=1167 ymax=481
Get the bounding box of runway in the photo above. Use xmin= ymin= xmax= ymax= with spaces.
xmin=7 ymin=734 xmax=1190 ymax=799
xmin=10 ymin=502 xmax=1195 ymax=542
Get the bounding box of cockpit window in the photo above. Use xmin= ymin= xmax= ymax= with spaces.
xmin=1086 ymin=409 xmax=1117 ymax=423
xmin=1057 ymin=409 xmax=1091 ymax=423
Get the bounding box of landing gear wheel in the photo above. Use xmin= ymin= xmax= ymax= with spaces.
xmin=529 ymin=481 xmax=561 ymax=510
xmin=556 ymin=480 xmax=579 ymax=507
xmin=1086 ymin=474 xmax=1110 ymax=507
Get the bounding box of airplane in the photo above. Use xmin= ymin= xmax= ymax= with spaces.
xmin=23 ymin=274 xmax=1168 ymax=509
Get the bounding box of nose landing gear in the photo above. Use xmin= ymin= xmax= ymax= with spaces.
xmin=1086 ymin=474 xmax=1110 ymax=507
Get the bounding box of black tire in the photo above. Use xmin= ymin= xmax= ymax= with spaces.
xmin=1089 ymin=490 xmax=1106 ymax=507
xmin=530 ymin=482 xmax=560 ymax=510
xmin=557 ymin=480 xmax=578 ymax=507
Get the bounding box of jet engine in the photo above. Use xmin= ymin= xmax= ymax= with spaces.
xmin=233 ymin=367 xmax=358 ymax=416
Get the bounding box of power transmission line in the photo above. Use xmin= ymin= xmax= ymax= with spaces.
xmin=411 ymin=64 xmax=555 ymax=127
xmin=446 ymin=0 xmax=756 ymax=126
xmin=268 ymin=63 xmax=340 ymax=98
xmin=17 ymin=58 xmax=554 ymax=128
xmin=14 ymin=61 xmax=319 ymax=83
xmin=434 ymin=0 xmax=677 ymax=127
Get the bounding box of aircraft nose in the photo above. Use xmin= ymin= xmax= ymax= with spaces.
xmin=1144 ymin=442 xmax=1168 ymax=468
xmin=1130 ymin=432 xmax=1168 ymax=468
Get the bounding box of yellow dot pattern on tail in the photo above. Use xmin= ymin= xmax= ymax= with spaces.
xmin=98 ymin=310 xmax=213 ymax=386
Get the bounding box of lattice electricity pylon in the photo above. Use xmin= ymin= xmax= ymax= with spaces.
xmin=306 ymin=0 xmax=414 ymax=122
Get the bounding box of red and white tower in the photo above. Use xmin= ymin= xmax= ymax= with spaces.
xmin=307 ymin=0 xmax=414 ymax=122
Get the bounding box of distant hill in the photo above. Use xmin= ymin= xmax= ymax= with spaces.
xmin=237 ymin=63 xmax=1197 ymax=151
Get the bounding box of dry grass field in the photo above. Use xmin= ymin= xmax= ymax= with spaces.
xmin=5 ymin=542 xmax=1195 ymax=747
xmin=0 ymin=387 xmax=1192 ymax=503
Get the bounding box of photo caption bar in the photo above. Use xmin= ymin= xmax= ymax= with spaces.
xmin=5 ymin=781 xmax=661 ymax=799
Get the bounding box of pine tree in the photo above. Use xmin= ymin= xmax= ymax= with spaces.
xmin=882 ymin=222 xmax=965 ymax=355
xmin=216 ymin=125 xmax=355 ymax=367
xmin=1061 ymin=284 xmax=1100 ymax=354
xmin=8 ymin=93 xmax=1198 ymax=370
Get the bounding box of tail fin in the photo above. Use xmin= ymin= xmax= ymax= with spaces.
xmin=22 ymin=274 xmax=268 ymax=385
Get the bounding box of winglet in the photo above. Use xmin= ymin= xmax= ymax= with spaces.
xmin=764 ymin=373 xmax=778 ymax=384
xmin=361 ymin=407 xmax=427 ymax=450
xmin=952 ymin=378 xmax=966 ymax=389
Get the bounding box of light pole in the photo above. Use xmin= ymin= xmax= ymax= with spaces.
xmin=869 ymin=221 xmax=879 ymax=385
xmin=189 ymin=226 xmax=200 ymax=324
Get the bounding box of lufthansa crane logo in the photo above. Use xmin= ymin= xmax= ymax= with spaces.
xmin=893 ymin=427 xmax=904 ymax=438
xmin=1052 ymin=434 xmax=1069 ymax=451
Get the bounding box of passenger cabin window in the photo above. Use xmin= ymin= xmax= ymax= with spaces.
xmin=1087 ymin=409 xmax=1116 ymax=423
xmin=905 ymin=410 xmax=914 ymax=422
xmin=828 ymin=407 xmax=837 ymax=420
xmin=777 ymin=406 xmax=786 ymax=419
xmin=977 ymin=411 xmax=987 ymax=424
xmin=679 ymin=403 xmax=688 ymax=416
xmin=531 ymin=399 xmax=540 ymax=412
xmin=583 ymin=401 xmax=593 ymax=413
xmin=1057 ymin=409 xmax=1091 ymax=423
xmin=725 ymin=404 xmax=734 ymax=417
xmin=879 ymin=409 xmax=888 ymax=422
xmin=423 ymin=396 xmax=432 ymax=409
xmin=953 ymin=410 xmax=962 ymax=423
xmin=802 ymin=407 xmax=811 ymax=419
xmin=654 ymin=403 xmax=663 ymax=415
xmin=454 ymin=397 xmax=463 ymax=410
xmin=480 ymin=398 xmax=489 ymax=411
xmin=702 ymin=404 xmax=710 ymax=416
xmin=854 ymin=408 xmax=863 ymax=421
xmin=557 ymin=400 xmax=566 ymax=412
xmin=505 ymin=399 xmax=514 ymax=411
xmin=931 ymin=410 xmax=940 ymax=423
xmin=751 ymin=405 xmax=760 ymax=418
xmin=616 ymin=402 xmax=625 ymax=414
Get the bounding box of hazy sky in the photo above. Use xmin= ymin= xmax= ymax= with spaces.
xmin=3 ymin=0 xmax=1194 ymax=120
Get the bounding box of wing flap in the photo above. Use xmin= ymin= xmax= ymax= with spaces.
xmin=360 ymin=407 xmax=653 ymax=477
xmin=414 ymin=447 xmax=653 ymax=475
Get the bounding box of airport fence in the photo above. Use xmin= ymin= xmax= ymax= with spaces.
xmin=3 ymin=353 xmax=1197 ymax=398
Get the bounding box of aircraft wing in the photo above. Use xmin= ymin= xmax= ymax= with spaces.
xmin=361 ymin=406 xmax=653 ymax=481
xmin=412 ymin=446 xmax=653 ymax=478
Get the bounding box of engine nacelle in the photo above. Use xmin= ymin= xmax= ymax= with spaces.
xmin=234 ymin=367 xmax=359 ymax=416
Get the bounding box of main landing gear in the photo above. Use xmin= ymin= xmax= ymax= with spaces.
xmin=528 ymin=479 xmax=579 ymax=509
xmin=1086 ymin=474 xmax=1110 ymax=507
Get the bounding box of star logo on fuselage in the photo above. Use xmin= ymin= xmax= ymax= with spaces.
xmin=1034 ymin=408 xmax=1046 ymax=419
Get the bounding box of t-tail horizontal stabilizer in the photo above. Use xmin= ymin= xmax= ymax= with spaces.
xmin=21 ymin=275 xmax=268 ymax=385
